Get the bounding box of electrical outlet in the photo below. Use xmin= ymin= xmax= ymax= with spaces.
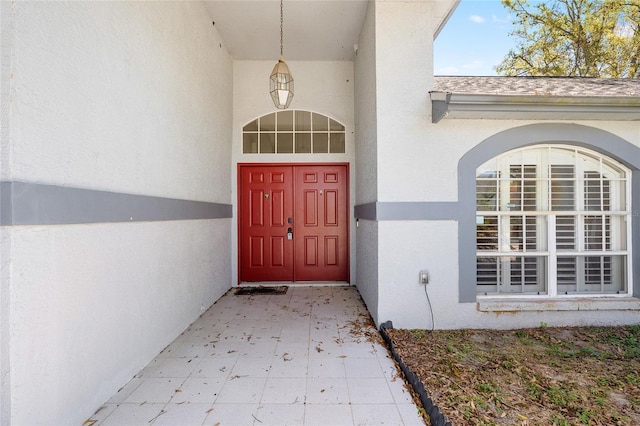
xmin=419 ymin=270 xmax=429 ymax=285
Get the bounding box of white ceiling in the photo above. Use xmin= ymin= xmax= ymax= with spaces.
xmin=203 ymin=0 xmax=459 ymax=61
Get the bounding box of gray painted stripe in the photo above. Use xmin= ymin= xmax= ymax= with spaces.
xmin=0 ymin=182 xmax=12 ymax=225
xmin=377 ymin=202 xmax=459 ymax=220
xmin=0 ymin=182 xmax=232 ymax=226
xmin=354 ymin=201 xmax=459 ymax=221
xmin=354 ymin=202 xmax=377 ymax=220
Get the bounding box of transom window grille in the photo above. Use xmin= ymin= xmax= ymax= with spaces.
xmin=242 ymin=110 xmax=346 ymax=154
xmin=476 ymin=145 xmax=631 ymax=297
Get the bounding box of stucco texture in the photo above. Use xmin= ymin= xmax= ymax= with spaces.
xmin=10 ymin=1 xmax=231 ymax=201
xmin=3 ymin=2 xmax=233 ymax=424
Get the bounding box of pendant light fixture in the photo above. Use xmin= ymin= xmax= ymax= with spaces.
xmin=269 ymin=0 xmax=294 ymax=109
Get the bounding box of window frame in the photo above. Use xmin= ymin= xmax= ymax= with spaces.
xmin=242 ymin=110 xmax=346 ymax=154
xmin=456 ymin=124 xmax=640 ymax=304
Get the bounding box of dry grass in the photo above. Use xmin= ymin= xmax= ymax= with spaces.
xmin=387 ymin=325 xmax=640 ymax=425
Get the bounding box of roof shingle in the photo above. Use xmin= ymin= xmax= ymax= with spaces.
xmin=434 ymin=76 xmax=640 ymax=97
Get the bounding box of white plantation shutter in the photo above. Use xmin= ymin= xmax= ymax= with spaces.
xmin=476 ymin=145 xmax=630 ymax=297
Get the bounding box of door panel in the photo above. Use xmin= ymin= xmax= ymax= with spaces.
xmin=325 ymin=190 xmax=338 ymax=224
xmin=240 ymin=166 xmax=294 ymax=281
xmin=326 ymin=236 xmax=338 ymax=265
xmin=239 ymin=164 xmax=348 ymax=283
xmin=304 ymin=237 xmax=318 ymax=266
xmin=271 ymin=236 xmax=285 ymax=267
xmin=294 ymin=165 xmax=348 ymax=281
xmin=304 ymin=190 xmax=318 ymax=225
xmin=249 ymin=236 xmax=263 ymax=267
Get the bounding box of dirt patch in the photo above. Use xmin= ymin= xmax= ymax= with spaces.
xmin=386 ymin=325 xmax=640 ymax=425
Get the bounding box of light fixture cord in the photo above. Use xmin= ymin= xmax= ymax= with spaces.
xmin=280 ymin=0 xmax=284 ymax=56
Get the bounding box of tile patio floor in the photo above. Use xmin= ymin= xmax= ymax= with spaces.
xmin=88 ymin=285 xmax=425 ymax=426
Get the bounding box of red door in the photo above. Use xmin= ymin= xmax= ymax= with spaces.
xmin=239 ymin=166 xmax=294 ymax=282
xmin=294 ymin=165 xmax=348 ymax=281
xmin=239 ymin=164 xmax=348 ymax=283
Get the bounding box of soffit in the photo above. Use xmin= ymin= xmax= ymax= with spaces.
xmin=203 ymin=0 xmax=459 ymax=61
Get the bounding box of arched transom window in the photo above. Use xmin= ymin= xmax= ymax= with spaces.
xmin=242 ymin=110 xmax=346 ymax=154
xmin=476 ymin=145 xmax=631 ymax=296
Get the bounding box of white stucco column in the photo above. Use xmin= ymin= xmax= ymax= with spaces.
xmin=375 ymin=0 xmax=434 ymax=197
xmin=374 ymin=1 xmax=438 ymax=327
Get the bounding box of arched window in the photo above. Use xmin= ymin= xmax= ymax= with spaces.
xmin=242 ymin=110 xmax=346 ymax=154
xmin=475 ymin=145 xmax=631 ymax=296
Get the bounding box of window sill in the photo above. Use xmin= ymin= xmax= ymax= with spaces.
xmin=477 ymin=297 xmax=640 ymax=312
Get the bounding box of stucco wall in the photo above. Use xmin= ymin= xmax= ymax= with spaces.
xmin=376 ymin=0 xmax=435 ymax=202
xmin=3 ymin=1 xmax=233 ymax=424
xmin=0 ymin=0 xmax=12 ymax=183
xmin=377 ymin=220 xmax=458 ymax=329
xmin=354 ymin=1 xmax=378 ymax=206
xmin=9 ymin=1 xmax=231 ymax=200
xmin=376 ymin=119 xmax=640 ymax=330
xmin=0 ymin=1 xmax=14 ymax=423
xmin=9 ymin=221 xmax=229 ymax=423
xmin=231 ymin=60 xmax=356 ymax=284
xmin=355 ymin=0 xmax=438 ymax=323
xmin=353 ymin=1 xmax=380 ymax=319
xmin=0 ymin=229 xmax=10 ymax=426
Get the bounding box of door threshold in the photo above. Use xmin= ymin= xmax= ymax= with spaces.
xmin=236 ymin=282 xmax=350 ymax=288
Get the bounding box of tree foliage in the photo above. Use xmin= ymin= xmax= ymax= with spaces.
xmin=496 ymin=0 xmax=640 ymax=77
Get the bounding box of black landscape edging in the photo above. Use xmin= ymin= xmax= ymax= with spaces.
xmin=380 ymin=321 xmax=452 ymax=426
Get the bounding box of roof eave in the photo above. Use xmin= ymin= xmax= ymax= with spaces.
xmin=430 ymin=92 xmax=640 ymax=123
xmin=434 ymin=0 xmax=461 ymax=40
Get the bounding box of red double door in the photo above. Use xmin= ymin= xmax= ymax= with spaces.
xmin=239 ymin=164 xmax=349 ymax=283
